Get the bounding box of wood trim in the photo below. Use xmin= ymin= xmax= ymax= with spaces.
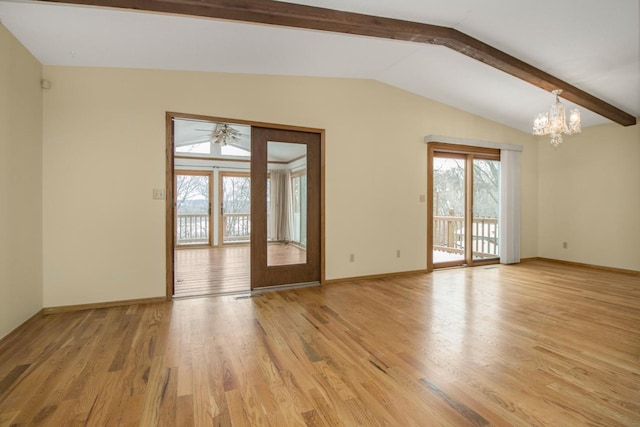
xmin=424 ymin=135 xmax=523 ymax=152
xmin=430 ymin=260 xmax=465 ymax=269
xmin=430 ymin=142 xmax=500 ymax=159
xmin=426 ymin=144 xmax=434 ymax=272
xmin=168 ymin=112 xmax=325 ymax=134
xmin=524 ymin=257 xmax=640 ymax=277
xmin=320 ymin=130 xmax=326 ymax=285
xmin=471 ymin=257 xmax=501 ymax=266
xmin=43 ymin=297 xmax=167 ymax=315
xmin=166 ymin=112 xmax=175 ymax=300
xmin=0 ymin=309 xmax=44 ymax=352
xmin=41 ymin=2 xmax=636 ymax=126
xmin=324 ymin=269 xmax=429 ymax=285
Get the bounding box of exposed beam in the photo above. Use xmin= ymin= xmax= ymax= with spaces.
xmin=41 ymin=0 xmax=636 ymax=126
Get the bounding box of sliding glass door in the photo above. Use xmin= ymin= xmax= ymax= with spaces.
xmin=432 ymin=155 xmax=466 ymax=264
xmin=429 ymin=144 xmax=500 ymax=269
xmin=472 ymin=158 xmax=500 ymax=261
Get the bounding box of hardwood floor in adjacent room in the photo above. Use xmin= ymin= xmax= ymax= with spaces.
xmin=1 ymin=260 xmax=639 ymax=425
xmin=174 ymin=244 xmax=307 ymax=297
xmin=174 ymin=245 xmax=251 ymax=297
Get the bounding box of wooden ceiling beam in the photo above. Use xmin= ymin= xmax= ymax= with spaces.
xmin=41 ymin=0 xmax=636 ymax=126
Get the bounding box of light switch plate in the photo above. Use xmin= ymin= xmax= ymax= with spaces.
xmin=152 ymin=189 xmax=165 ymax=200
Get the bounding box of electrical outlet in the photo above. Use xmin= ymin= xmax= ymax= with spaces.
xmin=562 ymin=241 xmax=568 ymax=249
xmin=396 ymin=250 xmax=401 ymax=258
xmin=349 ymin=253 xmax=355 ymax=262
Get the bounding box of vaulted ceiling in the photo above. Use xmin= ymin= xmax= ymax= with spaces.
xmin=1 ymin=0 xmax=638 ymax=133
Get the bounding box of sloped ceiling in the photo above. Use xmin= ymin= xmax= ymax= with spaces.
xmin=0 ymin=0 xmax=638 ymax=132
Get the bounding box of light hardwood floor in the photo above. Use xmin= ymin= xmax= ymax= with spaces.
xmin=1 ymin=260 xmax=639 ymax=425
xmin=174 ymin=244 xmax=307 ymax=297
xmin=174 ymin=245 xmax=251 ymax=297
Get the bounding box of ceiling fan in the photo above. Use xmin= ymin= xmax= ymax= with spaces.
xmin=192 ymin=123 xmax=247 ymax=149
xmin=210 ymin=123 xmax=240 ymax=146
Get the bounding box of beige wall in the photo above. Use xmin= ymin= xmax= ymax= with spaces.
xmin=1 ymin=22 xmax=634 ymax=330
xmin=0 ymin=25 xmax=43 ymax=338
xmin=538 ymin=122 xmax=640 ymax=270
xmin=42 ymin=66 xmax=539 ymax=306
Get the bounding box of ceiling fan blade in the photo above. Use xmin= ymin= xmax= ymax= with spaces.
xmin=175 ymin=137 xmax=210 ymax=146
xmin=226 ymin=141 xmax=250 ymax=150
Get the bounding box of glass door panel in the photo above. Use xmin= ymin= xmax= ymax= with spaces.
xmin=432 ymin=156 xmax=466 ymax=265
xmin=472 ymin=159 xmax=500 ymax=261
xmin=266 ymin=141 xmax=307 ymax=266
xmin=175 ymin=172 xmax=212 ymax=246
xmin=220 ymin=173 xmax=251 ymax=244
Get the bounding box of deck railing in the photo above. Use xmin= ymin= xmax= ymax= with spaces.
xmin=177 ymin=213 xmax=251 ymax=245
xmin=434 ymin=215 xmax=499 ymax=258
xmin=177 ymin=214 xmax=209 ymax=245
xmin=223 ymin=213 xmax=250 ymax=243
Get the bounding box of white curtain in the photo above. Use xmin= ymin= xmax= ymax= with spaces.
xmin=269 ymin=169 xmax=291 ymax=242
xmin=499 ymin=149 xmax=521 ymax=264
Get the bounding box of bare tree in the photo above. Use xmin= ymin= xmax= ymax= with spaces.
xmin=176 ymin=175 xmax=209 ymax=214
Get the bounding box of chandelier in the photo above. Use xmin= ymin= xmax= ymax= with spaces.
xmin=533 ymin=89 xmax=581 ymax=146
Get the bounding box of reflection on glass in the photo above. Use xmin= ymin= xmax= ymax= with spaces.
xmin=433 ymin=157 xmax=465 ymax=264
xmin=267 ymin=141 xmax=307 ymax=266
xmin=472 ymin=159 xmax=500 ymax=260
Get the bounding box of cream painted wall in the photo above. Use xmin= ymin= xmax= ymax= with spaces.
xmin=42 ymin=66 xmax=539 ymax=307
xmin=0 ymin=25 xmax=43 ymax=338
xmin=538 ymin=122 xmax=640 ymax=271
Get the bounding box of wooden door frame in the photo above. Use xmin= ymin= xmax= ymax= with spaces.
xmin=165 ymin=112 xmax=326 ymax=299
xmin=427 ymin=142 xmax=500 ymax=272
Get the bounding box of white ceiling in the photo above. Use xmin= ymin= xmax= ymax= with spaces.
xmin=1 ymin=0 xmax=638 ymax=132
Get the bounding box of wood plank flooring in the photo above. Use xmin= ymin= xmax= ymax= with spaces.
xmin=1 ymin=260 xmax=639 ymax=425
xmin=174 ymin=244 xmax=307 ymax=298
xmin=174 ymin=246 xmax=251 ymax=297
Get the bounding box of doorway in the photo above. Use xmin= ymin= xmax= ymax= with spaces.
xmin=166 ymin=113 xmax=324 ymax=298
xmin=428 ymin=143 xmax=500 ymax=270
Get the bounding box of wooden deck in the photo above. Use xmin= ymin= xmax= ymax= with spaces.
xmin=174 ymin=244 xmax=307 ymax=297
xmin=1 ymin=260 xmax=639 ymax=425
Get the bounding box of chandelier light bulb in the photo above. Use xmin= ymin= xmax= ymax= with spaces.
xmin=532 ymin=89 xmax=581 ymax=145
